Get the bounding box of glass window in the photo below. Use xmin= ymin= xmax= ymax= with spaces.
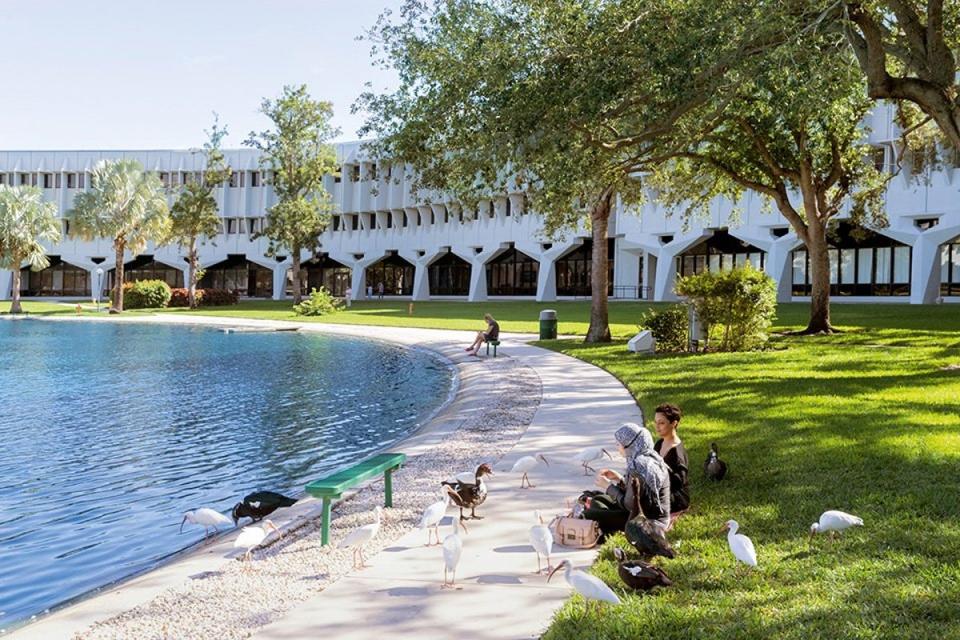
xmin=840 ymin=249 xmax=856 ymax=284
xmin=708 ymin=254 xmax=721 ymax=272
xmin=828 ymin=249 xmax=839 ymax=284
xmin=792 ymin=250 xmax=807 ymax=285
xmin=893 ymin=246 xmax=910 ymax=283
xmin=951 ymin=245 xmax=960 ymax=284
xmin=875 ymin=247 xmax=892 ymax=283
xmin=857 ymin=249 xmax=874 ymax=284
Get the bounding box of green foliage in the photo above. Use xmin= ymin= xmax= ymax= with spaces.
xmin=675 ymin=266 xmax=776 ymax=351
xmin=122 ymin=279 xmax=172 ymax=309
xmin=0 ymin=185 xmax=61 ymax=271
xmin=638 ymin=305 xmax=688 ymax=353
xmin=293 ymin=287 xmax=344 ymax=316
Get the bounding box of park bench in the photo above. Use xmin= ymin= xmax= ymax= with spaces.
xmin=486 ymin=339 xmax=501 ymax=357
xmin=305 ymin=452 xmax=406 ymax=545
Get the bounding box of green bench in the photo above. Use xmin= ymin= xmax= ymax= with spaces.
xmin=305 ymin=452 xmax=406 ymax=546
xmin=486 ymin=339 xmax=501 ymax=357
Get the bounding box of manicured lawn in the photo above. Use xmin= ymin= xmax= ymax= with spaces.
xmin=537 ymin=305 xmax=960 ymax=640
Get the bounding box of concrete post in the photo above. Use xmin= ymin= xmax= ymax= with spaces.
xmin=613 ymin=242 xmax=641 ymax=298
xmin=910 ymin=224 xmax=960 ymax=303
xmin=642 ymin=253 xmax=657 ymax=300
xmin=765 ymin=238 xmax=798 ymax=303
xmin=272 ymin=262 xmax=291 ymax=301
xmin=535 ymin=253 xmax=557 ymax=302
xmin=467 ymin=255 xmax=490 ymax=302
xmin=654 ymin=248 xmax=681 ymax=301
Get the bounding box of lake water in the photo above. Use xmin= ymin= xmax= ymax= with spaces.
xmin=0 ymin=320 xmax=453 ymax=631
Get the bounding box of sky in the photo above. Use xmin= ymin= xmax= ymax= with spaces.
xmin=0 ymin=0 xmax=403 ymax=150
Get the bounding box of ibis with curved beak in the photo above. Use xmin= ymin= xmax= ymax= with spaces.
xmin=419 ymin=490 xmax=452 ymax=545
xmin=548 ymin=559 xmax=621 ymax=610
xmin=180 ymin=508 xmax=232 ymax=538
xmin=339 ymin=506 xmax=382 ymax=569
xmin=810 ymin=510 xmax=863 ymax=543
xmin=573 ymin=447 xmax=613 ymax=475
xmin=511 ymin=454 xmax=549 ymax=488
xmin=442 ymin=515 xmax=469 ymax=588
xmin=234 ymin=519 xmax=280 ymax=562
xmin=529 ymin=510 xmax=553 ymax=574
xmin=723 ymin=519 xmax=757 ymax=568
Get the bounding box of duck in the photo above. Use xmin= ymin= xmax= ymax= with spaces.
xmin=613 ymin=547 xmax=672 ymax=591
xmin=338 ymin=506 xmax=382 ymax=569
xmin=624 ymin=476 xmax=675 ymax=559
xmin=809 ymin=510 xmax=863 ymax=541
xmin=441 ymin=463 xmax=493 ymax=520
xmin=511 ymin=454 xmax=550 ymax=489
xmin=723 ymin=519 xmax=757 ymax=568
xmin=529 ymin=510 xmax=554 ymax=574
xmin=232 ymin=491 xmax=298 ymax=525
xmin=180 ymin=508 xmax=232 ymax=538
xmin=704 ymin=443 xmax=727 ymax=481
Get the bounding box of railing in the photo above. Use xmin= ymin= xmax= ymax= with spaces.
xmin=611 ymin=285 xmax=651 ymax=300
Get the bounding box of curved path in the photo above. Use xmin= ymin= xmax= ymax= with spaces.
xmin=10 ymin=318 xmax=641 ymax=640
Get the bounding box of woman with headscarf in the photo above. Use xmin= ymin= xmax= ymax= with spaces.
xmin=596 ymin=422 xmax=672 ymax=529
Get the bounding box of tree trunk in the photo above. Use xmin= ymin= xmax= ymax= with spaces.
xmin=9 ymin=257 xmax=23 ymax=314
xmin=188 ymin=238 xmax=198 ymax=309
xmin=291 ymin=245 xmax=302 ymax=304
xmin=585 ymin=192 xmax=613 ymax=343
xmin=803 ymin=222 xmax=834 ymax=334
xmin=112 ymin=239 xmax=125 ymax=313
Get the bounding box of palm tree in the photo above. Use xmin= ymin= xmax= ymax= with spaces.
xmin=0 ymin=185 xmax=62 ymax=314
xmin=69 ymin=159 xmax=170 ymax=312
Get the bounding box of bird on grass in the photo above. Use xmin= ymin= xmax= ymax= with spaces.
xmin=548 ymin=559 xmax=621 ymax=611
xmin=704 ymin=443 xmax=728 ymax=481
xmin=624 ymin=476 xmax=675 ymax=559
xmin=573 ymin=447 xmax=613 ymax=475
xmin=339 ymin=506 xmax=382 ymax=569
xmin=529 ymin=510 xmax=554 ymax=574
xmin=419 ymin=490 xmax=452 ymax=545
xmin=810 ymin=510 xmax=863 ymax=543
xmin=442 ymin=463 xmax=493 ymax=520
xmin=511 ymin=454 xmax=550 ymax=489
xmin=613 ymin=547 xmax=672 ymax=591
xmin=180 ymin=508 xmax=232 ymax=538
xmin=232 ymin=491 xmax=298 ymax=525
xmin=234 ymin=519 xmax=280 ymax=562
xmin=723 ymin=519 xmax=757 ymax=569
xmin=442 ymin=515 xmax=469 ymax=588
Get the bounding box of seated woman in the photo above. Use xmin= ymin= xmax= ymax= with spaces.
xmin=465 ymin=313 xmax=500 ymax=356
xmin=584 ymin=422 xmax=671 ymax=535
xmin=653 ymin=403 xmax=690 ymax=528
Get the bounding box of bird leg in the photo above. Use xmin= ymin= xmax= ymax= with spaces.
xmin=468 ymin=507 xmax=484 ymax=520
xmin=534 ymin=553 xmax=541 ymax=574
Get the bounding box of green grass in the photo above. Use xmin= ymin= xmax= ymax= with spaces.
xmin=537 ymin=305 xmax=960 ymax=640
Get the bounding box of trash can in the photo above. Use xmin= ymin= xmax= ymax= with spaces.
xmin=539 ymin=309 xmax=557 ymax=340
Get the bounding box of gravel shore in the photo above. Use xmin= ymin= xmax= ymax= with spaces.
xmin=74 ymin=356 xmax=541 ymax=640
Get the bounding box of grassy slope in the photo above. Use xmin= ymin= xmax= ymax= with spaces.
xmin=539 ymin=305 xmax=960 ymax=640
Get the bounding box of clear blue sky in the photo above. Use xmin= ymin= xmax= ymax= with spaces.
xmin=0 ymin=0 xmax=402 ymax=150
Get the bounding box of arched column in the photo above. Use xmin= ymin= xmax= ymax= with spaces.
xmin=909 ymin=224 xmax=960 ymax=303
xmin=653 ymin=233 xmax=710 ymax=301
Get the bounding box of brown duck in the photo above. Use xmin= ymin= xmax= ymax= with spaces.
xmin=624 ymin=476 xmax=675 ymax=559
xmin=613 ymin=547 xmax=672 ymax=591
xmin=441 ymin=463 xmax=493 ymax=520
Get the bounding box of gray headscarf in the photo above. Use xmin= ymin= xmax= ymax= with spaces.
xmin=614 ymin=422 xmax=670 ymax=499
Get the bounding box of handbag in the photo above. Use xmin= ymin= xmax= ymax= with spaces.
xmin=549 ymin=514 xmax=600 ymax=549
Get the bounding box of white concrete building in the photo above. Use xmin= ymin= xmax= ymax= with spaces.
xmin=2 ymin=105 xmax=959 ymax=304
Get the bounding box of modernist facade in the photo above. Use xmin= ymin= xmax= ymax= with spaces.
xmin=2 ymin=103 xmax=959 ymax=305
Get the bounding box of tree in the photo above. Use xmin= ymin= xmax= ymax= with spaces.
xmin=0 ymin=185 xmax=61 ymax=314
xmin=645 ymin=30 xmax=889 ymax=333
xmin=69 ymin=159 xmax=170 ymax=313
xmin=358 ymin=0 xmax=756 ymax=342
xmin=245 ymin=85 xmax=339 ymax=304
xmin=171 ymin=116 xmax=232 ymax=308
xmin=836 ymin=1 xmax=960 ymax=151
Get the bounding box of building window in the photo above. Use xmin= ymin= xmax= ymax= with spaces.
xmin=505 ymin=197 xmax=512 ymax=217
xmin=251 ymin=171 xmax=261 ymax=187
xmin=386 ymin=214 xmax=393 ymax=229
xmin=20 ymin=257 xmax=91 ymax=296
xmin=402 ymin=212 xmax=409 ymax=228
xmin=350 ymin=165 xmax=360 ymax=182
xmin=351 ymin=215 xmax=359 ymax=231
xmin=229 ymin=173 xmax=238 ymax=188
xmin=78 ymin=173 xmax=85 ymax=188
xmin=365 ymin=254 xmax=415 ymax=295
xmin=20 ymin=174 xmax=30 ymax=186
xmin=429 ymin=252 xmax=471 ymax=296
xmin=942 ymin=238 xmax=960 ymax=296
xmin=675 ymin=230 xmax=765 ymax=278
xmin=296 ymin=255 xmax=352 ymax=297
xmin=486 ymin=247 xmax=539 ymax=296
xmin=42 ymin=174 xmax=53 ymax=188
xmin=556 ymin=239 xmax=615 ymax=297
xmin=915 ymin=217 xmax=940 ymax=230
xmin=332 ymin=216 xmax=341 ymax=231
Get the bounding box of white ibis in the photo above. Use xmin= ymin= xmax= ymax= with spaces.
xmin=573 ymin=446 xmax=613 ymax=475
xmin=511 ymin=454 xmax=550 ymax=488
xmin=723 ymin=520 xmax=757 ymax=568
xmin=339 ymin=506 xmax=382 ymax=569
xmin=810 ymin=510 xmax=863 ymax=542
xmin=529 ymin=510 xmax=553 ymax=574
xmin=234 ymin=519 xmax=280 ymax=562
xmin=441 ymin=516 xmax=468 ymax=588
xmin=548 ymin=559 xmax=621 ymax=611
xmin=419 ymin=490 xmax=451 ymax=545
xmin=180 ymin=508 xmax=232 ymax=537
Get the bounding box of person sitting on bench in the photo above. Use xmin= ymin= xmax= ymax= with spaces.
xmin=465 ymin=313 xmax=500 ymax=356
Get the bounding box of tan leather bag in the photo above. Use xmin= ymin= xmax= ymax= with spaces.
xmin=549 ymin=515 xmax=600 ymax=549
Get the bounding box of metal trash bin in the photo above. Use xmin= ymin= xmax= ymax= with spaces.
xmin=539 ymin=309 xmax=557 ymax=340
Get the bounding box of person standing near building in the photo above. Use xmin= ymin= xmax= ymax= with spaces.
xmin=377 ymin=281 xmax=385 ymax=299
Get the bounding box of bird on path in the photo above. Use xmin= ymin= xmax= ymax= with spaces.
xmin=180 ymin=508 xmax=233 ymax=538
xmin=511 ymin=454 xmax=550 ymax=489
xmin=810 ymin=510 xmax=863 ymax=542
xmin=573 ymin=446 xmax=613 ymax=475
xmin=339 ymin=506 xmax=382 ymax=569
xmin=548 ymin=559 xmax=621 ymax=610
xmin=704 ymin=443 xmax=728 ymax=481
xmin=529 ymin=510 xmax=554 ymax=574
xmin=442 ymin=515 xmax=469 ymax=588
xmin=419 ymin=490 xmax=452 ymax=545
xmin=232 ymin=491 xmax=298 ymax=525
xmin=723 ymin=519 xmax=757 ymax=569
xmin=234 ymin=519 xmax=280 ymax=562
xmin=613 ymin=547 xmax=672 ymax=591
xmin=442 ymin=463 xmax=493 ymax=520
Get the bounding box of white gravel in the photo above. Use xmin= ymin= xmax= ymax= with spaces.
xmin=74 ymin=357 xmax=541 ymax=640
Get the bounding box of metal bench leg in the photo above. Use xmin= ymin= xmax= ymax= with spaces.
xmin=493 ymin=344 xmax=498 ymax=357
xmin=486 ymin=342 xmax=490 ymax=356
xmin=321 ymin=497 xmax=332 ymax=546
xmin=384 ymin=468 xmax=394 ymax=508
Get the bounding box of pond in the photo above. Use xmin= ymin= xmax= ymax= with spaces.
xmin=0 ymin=320 xmax=454 ymax=632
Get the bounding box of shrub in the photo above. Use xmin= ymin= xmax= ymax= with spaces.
xmin=675 ymin=265 xmax=777 ymax=351
xmin=123 ymin=279 xmax=172 ymax=309
xmin=168 ymin=288 xmax=205 ymax=307
xmin=293 ymin=287 xmax=343 ymax=316
xmin=638 ymin=305 xmax=688 ymax=353
xmin=197 ymin=288 xmax=238 ymax=307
